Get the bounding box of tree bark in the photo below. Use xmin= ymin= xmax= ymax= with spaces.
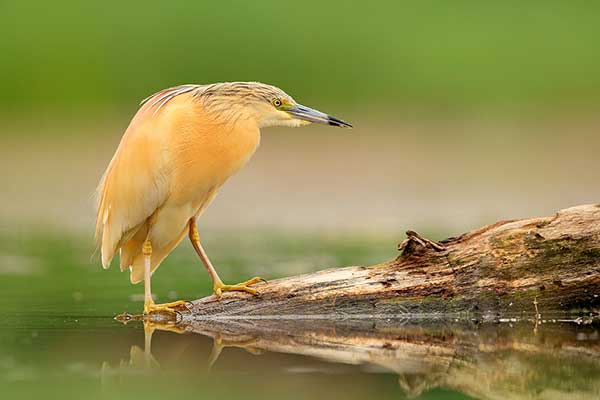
xmin=184 ymin=204 xmax=600 ymax=319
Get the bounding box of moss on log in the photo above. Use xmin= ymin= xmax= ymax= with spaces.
xmin=182 ymin=204 xmax=600 ymax=319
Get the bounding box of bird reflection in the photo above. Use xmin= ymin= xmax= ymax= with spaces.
xmin=100 ymin=314 xmax=186 ymax=382
xmin=103 ymin=314 xmax=600 ymax=400
xmin=105 ymin=313 xmax=261 ymax=375
xmin=207 ymin=333 xmax=263 ymax=370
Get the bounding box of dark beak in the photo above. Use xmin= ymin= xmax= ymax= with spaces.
xmin=286 ymin=104 xmax=353 ymax=128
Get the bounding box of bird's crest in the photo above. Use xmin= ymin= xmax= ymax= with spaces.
xmin=141 ymin=82 xmax=288 ymax=115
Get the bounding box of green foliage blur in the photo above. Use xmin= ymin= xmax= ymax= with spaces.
xmin=2 ymin=0 xmax=600 ymax=113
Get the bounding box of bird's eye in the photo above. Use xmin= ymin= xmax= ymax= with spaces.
xmin=272 ymin=98 xmax=282 ymax=108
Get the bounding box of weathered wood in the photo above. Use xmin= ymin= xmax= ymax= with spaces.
xmin=184 ymin=204 xmax=600 ymax=318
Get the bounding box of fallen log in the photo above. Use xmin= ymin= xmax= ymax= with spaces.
xmin=183 ymin=204 xmax=600 ymax=319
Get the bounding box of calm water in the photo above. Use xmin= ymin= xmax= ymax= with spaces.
xmin=0 ymin=233 xmax=598 ymax=399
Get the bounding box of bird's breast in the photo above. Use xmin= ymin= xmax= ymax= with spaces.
xmin=169 ymin=117 xmax=261 ymax=210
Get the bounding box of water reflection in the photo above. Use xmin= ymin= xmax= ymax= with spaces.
xmin=109 ymin=314 xmax=600 ymax=399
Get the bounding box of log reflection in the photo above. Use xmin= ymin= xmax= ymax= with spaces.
xmin=115 ymin=315 xmax=600 ymax=399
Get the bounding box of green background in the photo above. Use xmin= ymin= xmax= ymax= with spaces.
xmin=2 ymin=0 xmax=599 ymax=115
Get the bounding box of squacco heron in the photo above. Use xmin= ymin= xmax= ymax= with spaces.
xmin=96 ymin=82 xmax=351 ymax=314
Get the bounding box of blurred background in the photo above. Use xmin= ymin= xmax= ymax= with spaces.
xmin=1 ymin=2 xmax=599 ymax=398
xmin=2 ymin=0 xmax=599 ymax=237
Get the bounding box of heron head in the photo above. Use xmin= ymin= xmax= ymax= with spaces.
xmin=199 ymin=82 xmax=352 ymax=129
xmin=254 ymin=84 xmax=353 ymax=129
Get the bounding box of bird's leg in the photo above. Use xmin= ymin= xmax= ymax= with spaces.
xmin=143 ymin=240 xmax=153 ymax=312
xmin=142 ymin=239 xmax=187 ymax=314
xmin=188 ymin=220 xmax=265 ymax=299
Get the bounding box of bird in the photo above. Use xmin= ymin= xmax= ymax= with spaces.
xmin=95 ymin=82 xmax=352 ymax=315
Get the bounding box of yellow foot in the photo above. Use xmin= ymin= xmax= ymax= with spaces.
xmin=144 ymin=300 xmax=188 ymax=315
xmin=214 ymin=277 xmax=266 ymax=299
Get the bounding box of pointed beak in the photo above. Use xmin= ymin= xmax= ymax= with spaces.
xmin=285 ymin=104 xmax=353 ymax=128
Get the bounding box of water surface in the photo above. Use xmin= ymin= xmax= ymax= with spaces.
xmin=0 ymin=233 xmax=598 ymax=399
